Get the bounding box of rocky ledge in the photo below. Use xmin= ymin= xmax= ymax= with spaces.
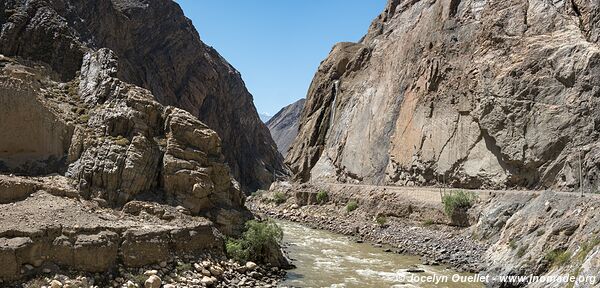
xmin=0 ymin=176 xmax=286 ymax=287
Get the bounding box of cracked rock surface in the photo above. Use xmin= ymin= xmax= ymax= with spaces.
xmin=0 ymin=0 xmax=287 ymax=192
xmin=0 ymin=47 xmax=253 ymax=280
xmin=287 ymin=0 xmax=600 ymax=191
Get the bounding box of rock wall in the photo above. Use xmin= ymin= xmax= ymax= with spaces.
xmin=476 ymin=192 xmax=600 ymax=288
xmin=0 ymin=49 xmax=251 ymax=236
xmin=288 ymin=0 xmax=600 ymax=191
xmin=0 ymin=0 xmax=286 ymax=192
xmin=267 ymin=99 xmax=306 ymax=156
xmin=0 ymin=62 xmax=72 ymax=175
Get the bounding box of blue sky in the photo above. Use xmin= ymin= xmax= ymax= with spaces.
xmin=176 ymin=0 xmax=386 ymax=116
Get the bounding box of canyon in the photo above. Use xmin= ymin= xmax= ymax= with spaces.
xmin=1 ymin=0 xmax=600 ymax=287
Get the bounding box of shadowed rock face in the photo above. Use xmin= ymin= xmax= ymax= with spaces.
xmin=0 ymin=49 xmax=252 ymax=235
xmin=267 ymin=99 xmax=306 ymax=156
xmin=0 ymin=0 xmax=286 ymax=192
xmin=288 ymin=0 xmax=600 ymax=191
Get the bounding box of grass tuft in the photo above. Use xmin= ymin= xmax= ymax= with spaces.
xmin=346 ymin=200 xmax=358 ymax=213
xmin=545 ymin=248 xmax=571 ymax=267
xmin=272 ymin=191 xmax=287 ymax=204
xmin=316 ymin=190 xmax=328 ymax=204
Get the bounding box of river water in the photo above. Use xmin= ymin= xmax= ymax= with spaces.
xmin=277 ymin=220 xmax=484 ymax=288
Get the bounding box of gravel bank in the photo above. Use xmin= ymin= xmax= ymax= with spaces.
xmin=248 ymin=185 xmax=488 ymax=273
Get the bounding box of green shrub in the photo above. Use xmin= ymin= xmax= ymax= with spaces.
xmin=316 ymin=190 xmax=328 ymax=204
xmin=272 ymin=191 xmax=287 ymax=204
xmin=576 ymin=237 xmax=600 ymax=262
xmin=442 ymin=190 xmax=477 ymax=216
xmin=517 ymin=244 xmax=529 ymax=258
xmin=545 ymin=249 xmax=571 ymax=267
xmin=346 ymin=200 xmax=358 ymax=212
xmin=509 ymin=239 xmax=518 ymax=250
xmin=176 ymin=262 xmax=192 ymax=271
xmin=226 ymin=219 xmax=283 ymax=263
xmin=115 ymin=136 xmax=130 ymax=146
xmin=78 ymin=114 xmax=90 ymax=123
xmin=123 ymin=273 xmax=147 ymax=286
xmin=376 ymin=215 xmax=387 ymax=226
xmin=423 ymin=219 xmax=435 ymax=226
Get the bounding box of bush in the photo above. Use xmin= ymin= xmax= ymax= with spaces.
xmin=115 ymin=135 xmax=130 ymax=146
xmin=316 ymin=190 xmax=328 ymax=204
xmin=346 ymin=200 xmax=358 ymax=212
xmin=576 ymin=237 xmax=600 ymax=262
xmin=545 ymin=249 xmax=571 ymax=267
xmin=176 ymin=262 xmax=192 ymax=271
xmin=226 ymin=219 xmax=283 ymax=263
xmin=442 ymin=190 xmax=477 ymax=216
xmin=272 ymin=192 xmax=287 ymax=204
xmin=78 ymin=114 xmax=90 ymax=123
xmin=517 ymin=244 xmax=529 ymax=258
xmin=376 ymin=215 xmax=387 ymax=226
xmin=423 ymin=219 xmax=435 ymax=226
xmin=509 ymin=239 xmax=518 ymax=250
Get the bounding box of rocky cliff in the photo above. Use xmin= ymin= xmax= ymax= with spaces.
xmin=0 ymin=0 xmax=286 ymax=192
xmin=287 ymin=0 xmax=600 ymax=191
xmin=267 ymin=99 xmax=306 ymax=156
xmin=0 ymin=47 xmax=251 ymax=231
xmin=0 ymin=45 xmax=257 ymax=281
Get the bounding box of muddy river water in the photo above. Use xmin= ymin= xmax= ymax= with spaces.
xmin=277 ymin=220 xmax=484 ymax=288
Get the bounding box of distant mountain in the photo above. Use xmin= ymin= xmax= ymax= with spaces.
xmin=259 ymin=113 xmax=273 ymax=123
xmin=267 ymin=99 xmax=306 ymax=156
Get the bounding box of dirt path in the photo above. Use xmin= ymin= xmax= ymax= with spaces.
xmin=316 ymin=182 xmax=596 ymax=205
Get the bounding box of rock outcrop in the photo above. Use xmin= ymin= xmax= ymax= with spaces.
xmin=0 ymin=47 xmax=254 ymax=280
xmin=0 ymin=182 xmax=222 ymax=281
xmin=0 ymin=0 xmax=286 ymax=192
xmin=287 ymin=0 xmax=600 ymax=191
xmin=476 ymin=192 xmax=600 ymax=288
xmin=266 ymin=99 xmax=306 ymax=156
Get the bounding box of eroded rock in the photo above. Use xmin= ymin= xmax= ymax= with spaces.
xmin=288 ymin=0 xmax=600 ymax=192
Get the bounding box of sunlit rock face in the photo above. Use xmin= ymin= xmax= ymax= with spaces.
xmin=267 ymin=99 xmax=306 ymax=156
xmin=288 ymin=0 xmax=600 ymax=191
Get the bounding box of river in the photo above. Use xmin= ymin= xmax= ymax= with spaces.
xmin=277 ymin=220 xmax=484 ymax=288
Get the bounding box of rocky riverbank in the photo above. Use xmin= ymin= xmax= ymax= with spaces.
xmin=248 ymin=183 xmax=487 ymax=273
xmin=12 ymin=255 xmax=284 ymax=288
xmin=251 ymin=182 xmax=600 ymax=288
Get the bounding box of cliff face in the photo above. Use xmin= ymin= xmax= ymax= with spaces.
xmin=0 ymin=0 xmax=286 ymax=192
xmin=267 ymin=99 xmax=306 ymax=156
xmin=288 ymin=0 xmax=600 ymax=191
xmin=0 ymin=48 xmax=251 ymax=234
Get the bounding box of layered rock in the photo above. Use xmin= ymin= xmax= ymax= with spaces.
xmin=0 ymin=0 xmax=286 ymax=192
xmin=288 ymin=0 xmax=600 ymax=191
xmin=476 ymin=192 xmax=600 ymax=288
xmin=0 ymin=48 xmax=251 ymax=231
xmin=0 ymin=48 xmax=256 ymax=280
xmin=0 ymin=185 xmax=222 ymax=281
xmin=266 ymin=99 xmax=306 ymax=156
